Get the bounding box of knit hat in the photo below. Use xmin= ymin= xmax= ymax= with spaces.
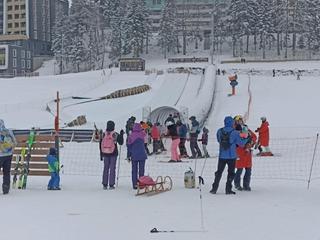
xmin=106 ymin=120 xmax=115 ymax=131
xmin=49 ymin=147 xmax=56 ymax=156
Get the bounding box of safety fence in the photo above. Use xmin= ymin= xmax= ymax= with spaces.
xmin=59 ymin=135 xmax=320 ymax=187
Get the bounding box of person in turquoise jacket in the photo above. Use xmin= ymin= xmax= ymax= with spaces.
xmin=46 ymin=148 xmax=60 ymax=190
xmin=210 ymin=116 xmax=247 ymax=195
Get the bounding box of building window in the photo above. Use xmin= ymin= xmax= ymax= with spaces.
xmin=8 ymin=15 xmax=12 ymax=20
xmin=27 ymin=60 xmax=31 ymax=69
xmin=14 ymin=14 xmax=19 ymax=19
xmin=21 ymin=60 xmax=25 ymax=68
xmin=14 ymin=5 xmax=19 ymax=10
xmin=13 ymin=69 xmax=17 ymax=76
xmin=21 ymin=50 xmax=25 ymax=58
xmin=21 ymin=22 xmax=26 ymax=27
xmin=21 ymin=5 xmax=25 ymax=10
xmin=8 ymin=6 xmax=13 ymax=11
xmin=13 ymin=58 xmax=17 ymax=67
xmin=157 ymin=0 xmax=161 ymax=4
xmin=27 ymin=51 xmax=31 ymax=59
xmin=8 ymin=23 xmax=12 ymax=28
xmin=13 ymin=49 xmax=17 ymax=57
xmin=15 ymin=22 xmax=19 ymax=28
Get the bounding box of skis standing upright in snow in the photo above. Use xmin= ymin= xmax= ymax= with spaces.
xmin=18 ymin=129 xmax=35 ymax=189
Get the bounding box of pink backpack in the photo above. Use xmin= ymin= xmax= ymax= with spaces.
xmin=101 ymin=131 xmax=116 ymax=154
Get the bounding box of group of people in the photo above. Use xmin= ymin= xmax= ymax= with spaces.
xmin=210 ymin=115 xmax=272 ymax=194
xmin=0 ymin=113 xmax=271 ymax=195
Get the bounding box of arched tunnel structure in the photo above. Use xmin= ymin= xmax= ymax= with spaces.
xmin=148 ymin=106 xmax=188 ymax=125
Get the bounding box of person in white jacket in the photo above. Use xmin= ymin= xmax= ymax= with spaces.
xmin=0 ymin=119 xmax=17 ymax=194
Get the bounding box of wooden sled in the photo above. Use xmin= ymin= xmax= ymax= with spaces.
xmin=136 ymin=176 xmax=173 ymax=196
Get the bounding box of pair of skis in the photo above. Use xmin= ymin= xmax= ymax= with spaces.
xmin=12 ymin=130 xmax=35 ymax=189
xmin=12 ymin=147 xmax=26 ymax=189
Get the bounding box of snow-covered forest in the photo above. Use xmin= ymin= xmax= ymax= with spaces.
xmin=52 ymin=0 xmax=320 ymax=73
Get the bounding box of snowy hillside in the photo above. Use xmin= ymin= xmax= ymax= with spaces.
xmin=1 ymin=59 xmax=320 ymax=240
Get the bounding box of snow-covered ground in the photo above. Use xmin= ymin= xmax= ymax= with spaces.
xmin=1 ymin=59 xmax=320 ymax=240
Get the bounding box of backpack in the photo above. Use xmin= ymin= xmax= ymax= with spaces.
xmin=220 ymin=129 xmax=232 ymax=150
xmin=101 ymin=131 xmax=116 ymax=154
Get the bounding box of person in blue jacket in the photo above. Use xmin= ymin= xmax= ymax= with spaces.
xmin=127 ymin=123 xmax=148 ymax=189
xmin=46 ymin=147 xmax=61 ymax=190
xmin=210 ymin=116 xmax=247 ymax=195
xmin=177 ymin=120 xmax=189 ymax=158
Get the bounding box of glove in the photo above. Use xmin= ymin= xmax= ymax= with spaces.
xmin=255 ymin=128 xmax=259 ymax=133
xmin=120 ymin=129 xmax=125 ymax=135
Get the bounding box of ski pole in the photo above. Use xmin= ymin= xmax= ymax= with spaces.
xmin=116 ymin=145 xmax=122 ymax=187
xmin=198 ymin=176 xmax=205 ymax=231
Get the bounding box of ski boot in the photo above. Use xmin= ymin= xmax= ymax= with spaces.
xmin=2 ymin=184 xmax=9 ymax=194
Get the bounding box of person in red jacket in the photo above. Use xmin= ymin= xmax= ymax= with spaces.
xmin=234 ymin=126 xmax=257 ymax=191
xmin=151 ymin=123 xmax=161 ymax=154
xmin=255 ymin=117 xmax=273 ymax=156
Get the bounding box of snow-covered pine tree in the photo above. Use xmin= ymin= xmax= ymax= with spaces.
xmin=271 ymin=0 xmax=286 ymax=56
xmin=122 ymin=0 xmax=149 ymax=57
xmin=303 ymin=0 xmax=320 ymax=58
xmin=51 ymin=4 xmax=69 ymax=74
xmin=68 ymin=0 xmax=92 ymax=72
xmin=228 ymin=0 xmax=255 ymax=57
xmin=256 ymin=0 xmax=273 ymax=59
xmin=159 ymin=0 xmax=179 ymax=58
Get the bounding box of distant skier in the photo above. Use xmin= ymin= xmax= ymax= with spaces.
xmin=0 ymin=119 xmax=17 ymax=194
xmin=151 ymin=123 xmax=161 ymax=154
xmin=198 ymin=127 xmax=210 ymax=158
xmin=297 ymin=70 xmax=301 ymax=80
xmin=189 ymin=116 xmax=202 ymax=159
xmin=46 ymin=147 xmax=61 ymax=190
xmin=255 ymin=117 xmax=273 ymax=156
xmin=177 ymin=120 xmax=189 ymax=158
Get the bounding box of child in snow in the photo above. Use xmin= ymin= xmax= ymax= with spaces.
xmin=255 ymin=117 xmax=273 ymax=156
xmin=234 ymin=126 xmax=257 ymax=191
xmin=199 ymin=127 xmax=210 ymax=158
xmin=46 ymin=147 xmax=61 ymax=190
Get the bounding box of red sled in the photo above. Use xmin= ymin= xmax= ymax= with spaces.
xmin=136 ymin=176 xmax=172 ymax=196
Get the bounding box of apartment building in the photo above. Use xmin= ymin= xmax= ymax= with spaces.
xmin=0 ymin=0 xmax=68 ymax=76
xmin=146 ymin=0 xmax=230 ymax=49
